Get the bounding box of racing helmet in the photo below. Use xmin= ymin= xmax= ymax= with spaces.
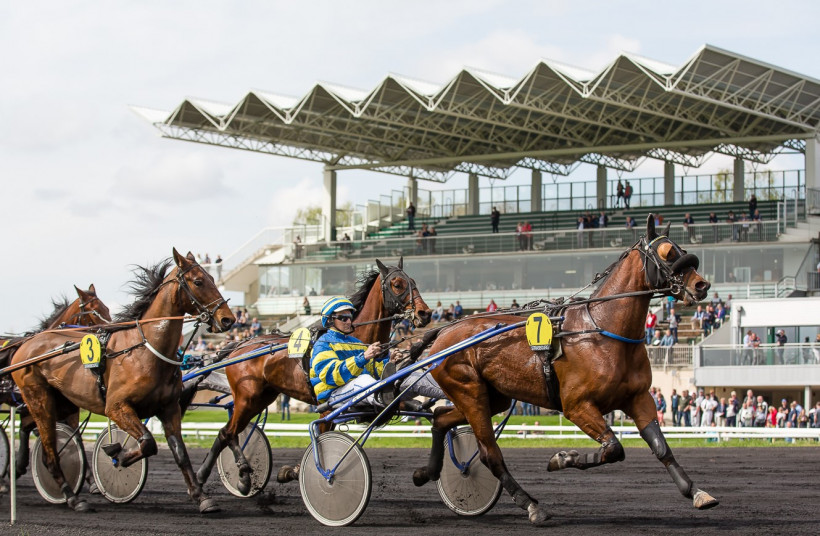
xmin=321 ymin=297 xmax=355 ymax=327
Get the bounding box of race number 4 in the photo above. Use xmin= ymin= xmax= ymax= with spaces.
xmin=288 ymin=328 xmax=311 ymax=359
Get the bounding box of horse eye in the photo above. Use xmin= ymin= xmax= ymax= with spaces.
xmin=193 ymin=279 xmax=203 ymax=287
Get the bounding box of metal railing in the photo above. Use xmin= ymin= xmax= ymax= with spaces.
xmin=698 ymin=343 xmax=820 ymax=367
xmin=296 ymin=220 xmax=782 ymax=263
xmin=646 ymin=345 xmax=695 ymax=368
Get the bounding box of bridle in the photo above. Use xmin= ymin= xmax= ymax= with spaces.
xmin=71 ymin=297 xmax=110 ymax=325
xmin=380 ymin=265 xmax=419 ymax=320
xmin=635 ymin=234 xmax=701 ymax=302
xmin=160 ymin=263 xmax=229 ymax=329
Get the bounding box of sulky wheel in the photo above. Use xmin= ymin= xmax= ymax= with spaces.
xmin=299 ymin=431 xmax=372 ymax=527
xmin=0 ymin=426 xmax=8 ymax=480
xmin=436 ymin=427 xmax=502 ymax=516
xmin=217 ymin=423 xmax=272 ymax=497
xmin=92 ymin=424 xmax=148 ymax=504
xmin=31 ymin=423 xmax=86 ymax=504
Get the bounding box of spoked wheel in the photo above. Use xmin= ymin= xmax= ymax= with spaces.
xmin=217 ymin=423 xmax=272 ymax=497
xmin=436 ymin=427 xmax=502 ymax=516
xmin=0 ymin=426 xmax=9 ymax=480
xmin=31 ymin=423 xmax=86 ymax=504
xmin=299 ymin=431 xmax=372 ymax=527
xmin=92 ymin=424 xmax=148 ymax=504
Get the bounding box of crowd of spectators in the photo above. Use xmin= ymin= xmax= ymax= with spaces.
xmin=655 ymin=387 xmax=820 ymax=429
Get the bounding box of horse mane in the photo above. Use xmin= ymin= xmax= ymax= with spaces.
xmin=38 ymin=296 xmax=70 ymax=331
xmin=115 ymin=259 xmax=174 ymax=322
xmin=349 ymin=269 xmax=380 ymax=321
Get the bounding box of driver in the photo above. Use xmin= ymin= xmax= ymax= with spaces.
xmin=310 ymin=297 xmax=389 ymax=408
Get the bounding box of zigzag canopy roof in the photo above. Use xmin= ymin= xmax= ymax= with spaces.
xmin=135 ymin=45 xmax=820 ymax=182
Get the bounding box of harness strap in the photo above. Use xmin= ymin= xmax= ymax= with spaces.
xmin=135 ymin=320 xmax=184 ymax=366
xmin=600 ymin=330 xmax=646 ymax=344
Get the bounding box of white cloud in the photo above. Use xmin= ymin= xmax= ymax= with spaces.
xmin=113 ymin=153 xmax=234 ymax=203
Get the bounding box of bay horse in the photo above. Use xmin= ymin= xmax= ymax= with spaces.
xmin=0 ymin=284 xmax=112 ymax=478
xmin=194 ymin=257 xmax=432 ymax=495
xmin=10 ymin=249 xmax=234 ymax=512
xmin=411 ymin=215 xmax=718 ymax=524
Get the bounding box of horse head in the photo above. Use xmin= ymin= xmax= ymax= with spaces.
xmin=644 ymin=215 xmax=710 ymax=306
xmin=375 ymin=257 xmax=432 ymax=327
xmin=74 ymin=283 xmax=112 ymax=325
xmin=172 ymin=248 xmax=235 ymax=332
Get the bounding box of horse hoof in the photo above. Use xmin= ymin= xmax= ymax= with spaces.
xmin=693 ymin=489 xmax=719 ymax=510
xmin=68 ymin=497 xmax=91 ymax=513
xmin=276 ymin=465 xmax=299 ymax=484
xmin=238 ymin=476 xmax=252 ymax=496
xmin=88 ymin=481 xmax=100 ymax=495
xmin=199 ymin=497 xmax=220 ymax=514
xmin=528 ymin=503 xmax=551 ymax=524
xmin=547 ymin=450 xmax=578 ymax=472
xmin=412 ymin=468 xmax=429 ymax=487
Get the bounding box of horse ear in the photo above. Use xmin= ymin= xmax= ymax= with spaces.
xmin=661 ymin=221 xmax=671 ymax=237
xmin=74 ymin=285 xmax=86 ymax=299
xmin=646 ymin=214 xmax=656 ymax=239
xmin=173 ymin=248 xmax=185 ymax=267
xmin=375 ymin=259 xmax=388 ymax=275
xmin=88 ymin=283 xmax=96 ymax=295
xmin=398 ymin=256 xmax=404 ymax=270
xmin=186 ymin=251 xmax=197 ymax=262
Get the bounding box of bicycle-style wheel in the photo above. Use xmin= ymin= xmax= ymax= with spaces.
xmin=31 ymin=423 xmax=86 ymax=504
xmin=436 ymin=427 xmax=502 ymax=516
xmin=92 ymin=424 xmax=148 ymax=504
xmin=299 ymin=431 xmax=372 ymax=527
xmin=0 ymin=427 xmax=9 ymax=480
xmin=217 ymin=423 xmax=272 ymax=497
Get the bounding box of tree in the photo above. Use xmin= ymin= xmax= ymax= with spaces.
xmin=293 ymin=202 xmax=355 ymax=226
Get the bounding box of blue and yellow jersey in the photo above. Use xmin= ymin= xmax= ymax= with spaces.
xmin=310 ymin=329 xmax=388 ymax=402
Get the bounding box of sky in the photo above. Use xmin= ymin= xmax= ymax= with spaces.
xmin=2 ymin=1 xmax=819 ymax=333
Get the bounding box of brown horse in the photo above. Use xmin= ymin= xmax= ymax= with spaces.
xmin=411 ymin=215 xmax=717 ymax=524
xmin=11 ymin=249 xmax=234 ymax=512
xmin=0 ymin=284 xmax=112 ymax=478
xmin=194 ymin=257 xmax=432 ymax=494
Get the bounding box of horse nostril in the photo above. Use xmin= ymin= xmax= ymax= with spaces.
xmin=221 ymin=317 xmax=233 ymax=329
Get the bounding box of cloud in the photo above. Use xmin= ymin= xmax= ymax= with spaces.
xmin=113 ymin=152 xmax=234 ymax=203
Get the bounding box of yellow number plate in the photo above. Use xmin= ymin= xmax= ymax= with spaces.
xmin=525 ymin=313 xmax=552 ymax=351
xmin=80 ymin=334 xmax=102 ymax=368
xmin=288 ymin=328 xmax=311 ymax=358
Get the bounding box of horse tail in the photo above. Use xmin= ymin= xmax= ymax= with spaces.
xmin=407 ymin=326 xmax=446 ymax=362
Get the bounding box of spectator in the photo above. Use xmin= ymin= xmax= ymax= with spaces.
xmin=738 ymin=401 xmax=754 ymax=427
xmin=724 ymin=294 xmax=732 ymax=314
xmin=194 ymin=336 xmax=207 ymax=352
xmin=682 ymin=212 xmax=695 ymax=243
xmin=598 ymin=211 xmax=608 ymax=229
xmin=766 ymin=406 xmax=778 ymax=428
xmin=691 ymin=305 xmax=706 ymax=331
xmin=715 ymin=397 xmax=727 ymax=427
xmin=486 ymin=299 xmax=498 ymax=312
xmin=700 ymin=392 xmax=717 ymax=427
xmin=786 ymin=401 xmax=799 ymax=428
xmin=753 ymin=396 xmax=769 ymax=427
xmin=710 ymin=292 xmax=722 ymax=308
xmin=516 ymin=222 xmax=525 ymax=251
xmin=415 ymin=227 xmax=426 ymax=254
xmin=668 ymin=308 xmax=679 ymax=343
xmin=491 ymin=207 xmax=500 ymax=233
xmin=204 ymin=253 xmax=211 ymax=265
xmin=776 ymin=398 xmax=789 ymax=427
xmin=421 ymin=224 xmax=431 ymax=254
xmin=625 ymin=216 xmax=636 ymax=228
xmin=725 ymin=391 xmax=740 ymax=427
xmin=523 ymin=221 xmax=533 ymax=250
xmin=775 ymin=329 xmax=787 ymax=364
xmin=509 ymin=299 xmax=520 ymax=310
xmin=428 ymin=226 xmax=438 ymax=253
xmin=743 ymin=389 xmax=756 ymax=410
xmin=280 ymin=394 xmax=291 ymax=421
xmin=615 ymin=180 xmax=624 ymax=207
xmin=309 ymin=287 xmax=318 ymax=296
xmin=445 ymin=303 xmax=455 ymax=321
xmin=215 ymin=254 xmax=223 ymax=280
xmin=679 ymin=389 xmax=691 ymax=427
xmin=303 ymin=297 xmax=312 ymax=315
xmin=813 ymin=402 xmax=820 ymax=428
xmin=749 ymin=193 xmax=758 ymax=218
xmin=660 ymin=328 xmax=675 ymax=347
xmin=432 ymin=301 xmax=444 ymax=323
xmin=454 ymin=301 xmax=463 ymax=319
xmin=624 ymin=181 xmax=633 ymax=208
xmin=406 ymin=202 xmax=416 ymax=231
xmin=726 ymin=210 xmax=738 ymax=241
xmin=708 ymin=212 xmax=718 ymax=242
xmin=577 ymin=216 xmax=586 ymax=248
xmin=250 ymin=317 xmax=262 ymax=337
xmin=293 ymin=235 xmax=302 ymax=259
xmin=655 ymin=388 xmax=667 ymax=425
xmin=645 ymin=310 xmax=657 ymax=344
xmin=714 ymin=303 xmax=726 ymax=328
xmin=670 ymin=389 xmax=680 ymax=426
xmin=689 ymin=390 xmax=701 ymax=427
xmin=340 ymin=232 xmax=352 ymax=253
xmin=703 ymin=305 xmax=715 ymax=336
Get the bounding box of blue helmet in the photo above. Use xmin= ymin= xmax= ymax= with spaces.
xmin=321 ymin=297 xmax=355 ymax=327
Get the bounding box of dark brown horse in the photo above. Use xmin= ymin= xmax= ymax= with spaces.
xmin=1 ymin=284 xmax=112 ymax=477
xmin=195 ymin=258 xmax=432 ymax=494
xmin=11 ymin=249 xmax=234 ymax=512
xmin=412 ymin=215 xmax=717 ymax=524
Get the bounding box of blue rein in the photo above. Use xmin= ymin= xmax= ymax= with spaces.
xmin=600 ymin=330 xmax=646 ymax=345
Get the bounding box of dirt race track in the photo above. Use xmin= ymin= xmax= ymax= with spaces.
xmin=3 ymin=445 xmax=819 ymax=536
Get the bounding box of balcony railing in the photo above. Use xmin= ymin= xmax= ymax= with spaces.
xmin=296 ymin=220 xmax=782 ymax=263
xmin=698 ymin=343 xmax=820 ymax=367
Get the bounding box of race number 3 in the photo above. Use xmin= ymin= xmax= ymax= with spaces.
xmin=80 ymin=334 xmax=102 ymax=368
xmin=525 ymin=313 xmax=552 ymax=351
xmin=288 ymin=328 xmax=311 ymax=359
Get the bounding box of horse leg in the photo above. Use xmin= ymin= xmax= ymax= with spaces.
xmin=158 ymin=405 xmax=219 ymax=513
xmin=15 ymin=416 xmax=37 ymax=477
xmin=411 ymin=405 xmax=465 ymax=486
xmin=547 ymin=402 xmax=625 ymax=471
xmin=104 ymin=402 xmax=157 ymax=468
xmin=626 ymin=393 xmax=719 ymax=510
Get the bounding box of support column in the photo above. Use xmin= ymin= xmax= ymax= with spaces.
xmin=467 ymin=173 xmax=479 ymax=215
xmin=805 ymin=136 xmax=820 ymax=191
xmin=805 ymin=385 xmax=812 ymax=412
xmin=733 ymin=157 xmax=745 ymax=202
xmin=664 ymin=161 xmax=675 ymax=205
xmin=596 ymin=165 xmax=607 ymax=209
xmin=323 ymin=167 xmax=337 ymax=243
xmin=531 ymin=170 xmax=542 ymax=212
xmin=407 ymin=176 xmax=418 ymax=208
